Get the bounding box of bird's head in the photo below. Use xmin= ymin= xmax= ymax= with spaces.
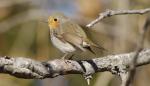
xmin=48 ymin=13 xmax=68 ymax=30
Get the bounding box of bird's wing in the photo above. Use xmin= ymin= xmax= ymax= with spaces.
xmin=61 ymin=33 xmax=86 ymax=51
xmin=61 ymin=20 xmax=87 ymax=39
xmin=61 ymin=20 xmax=106 ymax=53
xmin=61 ymin=33 xmax=101 ymax=54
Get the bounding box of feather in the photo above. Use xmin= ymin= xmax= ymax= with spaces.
xmin=84 ymin=46 xmax=96 ymax=55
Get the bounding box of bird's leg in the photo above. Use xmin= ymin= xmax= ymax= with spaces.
xmin=61 ymin=53 xmax=68 ymax=59
xmin=68 ymin=54 xmax=75 ymax=60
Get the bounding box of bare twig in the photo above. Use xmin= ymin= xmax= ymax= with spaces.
xmin=86 ymin=8 xmax=150 ymax=28
xmin=121 ymin=17 xmax=150 ymax=86
xmin=85 ymin=8 xmax=150 ymax=85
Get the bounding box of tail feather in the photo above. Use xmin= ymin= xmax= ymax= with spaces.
xmin=85 ymin=46 xmax=96 ymax=55
xmin=85 ymin=39 xmax=107 ymax=51
xmin=92 ymin=44 xmax=107 ymax=52
xmin=83 ymin=39 xmax=108 ymax=54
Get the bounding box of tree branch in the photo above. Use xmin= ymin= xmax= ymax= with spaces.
xmin=123 ymin=15 xmax=150 ymax=86
xmin=0 ymin=49 xmax=150 ymax=80
xmin=86 ymin=8 xmax=150 ymax=28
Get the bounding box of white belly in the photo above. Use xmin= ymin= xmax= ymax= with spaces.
xmin=51 ymin=35 xmax=76 ymax=53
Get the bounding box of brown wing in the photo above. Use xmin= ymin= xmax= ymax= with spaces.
xmin=60 ymin=19 xmax=106 ymax=53
xmin=61 ymin=20 xmax=87 ymax=39
xmin=61 ymin=33 xmax=86 ymax=51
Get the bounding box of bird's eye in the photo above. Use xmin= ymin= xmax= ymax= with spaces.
xmin=54 ymin=18 xmax=57 ymax=21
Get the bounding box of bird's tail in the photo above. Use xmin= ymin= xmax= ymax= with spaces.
xmin=84 ymin=38 xmax=109 ymax=55
xmin=85 ymin=46 xmax=96 ymax=55
xmin=91 ymin=43 xmax=107 ymax=52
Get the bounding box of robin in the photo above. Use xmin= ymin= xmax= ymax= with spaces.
xmin=48 ymin=13 xmax=105 ymax=59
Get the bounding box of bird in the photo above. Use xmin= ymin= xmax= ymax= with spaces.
xmin=47 ymin=13 xmax=106 ymax=59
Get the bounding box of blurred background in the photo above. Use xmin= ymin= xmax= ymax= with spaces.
xmin=0 ymin=0 xmax=150 ymax=86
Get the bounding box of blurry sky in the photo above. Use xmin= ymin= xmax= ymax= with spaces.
xmin=35 ymin=0 xmax=77 ymax=16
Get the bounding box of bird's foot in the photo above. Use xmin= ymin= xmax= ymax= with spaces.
xmin=61 ymin=53 xmax=69 ymax=64
xmin=61 ymin=53 xmax=68 ymax=60
xmin=68 ymin=55 xmax=74 ymax=60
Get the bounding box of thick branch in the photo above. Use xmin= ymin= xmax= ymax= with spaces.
xmin=86 ymin=8 xmax=150 ymax=27
xmin=0 ymin=49 xmax=150 ymax=79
